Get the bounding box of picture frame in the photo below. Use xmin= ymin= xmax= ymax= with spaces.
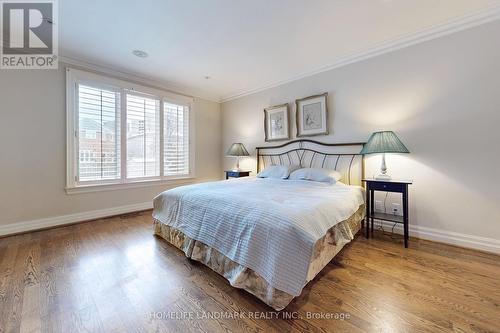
xmin=295 ymin=92 xmax=328 ymax=137
xmin=264 ymin=104 xmax=290 ymax=142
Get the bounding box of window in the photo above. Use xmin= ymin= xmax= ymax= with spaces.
xmin=77 ymin=85 xmax=121 ymax=182
xmin=164 ymin=102 xmax=189 ymax=176
xmin=66 ymin=68 xmax=194 ymax=191
xmin=84 ymin=130 xmax=97 ymax=139
xmin=126 ymin=94 xmax=160 ymax=179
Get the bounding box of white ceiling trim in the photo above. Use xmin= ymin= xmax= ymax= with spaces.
xmin=9 ymin=3 xmax=498 ymax=104
xmin=59 ymin=55 xmax=221 ymax=103
xmin=220 ymin=3 xmax=500 ymax=103
xmin=0 ymin=39 xmax=221 ymax=101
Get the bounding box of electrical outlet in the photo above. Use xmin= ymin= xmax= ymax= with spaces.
xmin=375 ymin=200 xmax=384 ymax=212
xmin=391 ymin=203 xmax=402 ymax=216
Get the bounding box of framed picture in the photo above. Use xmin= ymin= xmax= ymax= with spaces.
xmin=295 ymin=93 xmax=328 ymax=137
xmin=264 ymin=104 xmax=290 ymax=142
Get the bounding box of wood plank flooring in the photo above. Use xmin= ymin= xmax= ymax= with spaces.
xmin=0 ymin=211 xmax=499 ymax=333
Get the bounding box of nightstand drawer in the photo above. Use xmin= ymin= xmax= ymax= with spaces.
xmin=367 ymin=181 xmax=405 ymax=193
xmin=226 ymin=171 xmax=240 ymax=178
xmin=225 ymin=170 xmax=250 ymax=179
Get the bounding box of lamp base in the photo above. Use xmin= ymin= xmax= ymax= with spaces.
xmin=375 ymin=174 xmax=392 ymax=180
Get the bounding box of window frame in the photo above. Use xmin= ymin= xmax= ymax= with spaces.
xmin=66 ymin=68 xmax=196 ymax=194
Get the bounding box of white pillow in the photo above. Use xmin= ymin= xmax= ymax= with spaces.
xmin=257 ymin=165 xmax=299 ymax=179
xmin=289 ymin=168 xmax=342 ymax=184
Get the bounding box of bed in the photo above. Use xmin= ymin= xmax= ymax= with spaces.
xmin=153 ymin=140 xmax=366 ymax=310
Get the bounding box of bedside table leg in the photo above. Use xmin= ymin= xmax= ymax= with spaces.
xmin=403 ymin=186 xmax=409 ymax=248
xmin=365 ymin=187 xmax=370 ymax=238
xmin=370 ymin=189 xmax=374 ymax=235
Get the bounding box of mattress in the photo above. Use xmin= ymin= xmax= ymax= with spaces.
xmin=154 ymin=206 xmax=364 ymax=310
xmin=152 ymin=177 xmax=365 ymax=309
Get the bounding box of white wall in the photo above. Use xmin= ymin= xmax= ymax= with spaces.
xmin=222 ymin=21 xmax=500 ymax=251
xmin=0 ymin=64 xmax=222 ymax=231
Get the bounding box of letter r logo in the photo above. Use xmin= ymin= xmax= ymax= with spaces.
xmin=2 ymin=2 xmax=53 ymax=54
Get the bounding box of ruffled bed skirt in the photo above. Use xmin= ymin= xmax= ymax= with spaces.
xmin=153 ymin=205 xmax=365 ymax=310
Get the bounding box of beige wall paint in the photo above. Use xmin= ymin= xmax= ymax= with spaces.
xmin=222 ymin=21 xmax=500 ymax=242
xmin=0 ymin=64 xmax=222 ymax=226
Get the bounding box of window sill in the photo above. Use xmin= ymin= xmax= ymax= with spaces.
xmin=65 ymin=177 xmax=196 ymax=194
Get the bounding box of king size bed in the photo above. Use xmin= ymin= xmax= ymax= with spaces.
xmin=152 ymin=140 xmax=366 ymax=310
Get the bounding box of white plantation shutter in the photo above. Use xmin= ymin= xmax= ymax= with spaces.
xmin=67 ymin=69 xmax=193 ymax=190
xmin=77 ymin=84 xmax=121 ymax=182
xmin=164 ymin=102 xmax=190 ymax=176
xmin=126 ymin=94 xmax=161 ymax=178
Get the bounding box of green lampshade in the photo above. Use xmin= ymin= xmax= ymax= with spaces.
xmin=360 ymin=131 xmax=409 ymax=155
xmin=226 ymin=143 xmax=250 ymax=156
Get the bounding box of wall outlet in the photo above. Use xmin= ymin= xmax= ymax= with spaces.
xmin=391 ymin=203 xmax=402 ymax=216
xmin=375 ymin=200 xmax=384 ymax=212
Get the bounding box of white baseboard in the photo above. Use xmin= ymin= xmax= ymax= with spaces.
xmin=2 ymin=205 xmax=500 ymax=255
xmin=0 ymin=202 xmax=153 ymax=237
xmin=375 ymin=219 xmax=500 ymax=254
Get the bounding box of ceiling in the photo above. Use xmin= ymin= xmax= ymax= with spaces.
xmin=59 ymin=0 xmax=500 ymax=102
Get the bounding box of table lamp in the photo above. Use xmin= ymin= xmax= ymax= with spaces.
xmin=360 ymin=131 xmax=409 ymax=180
xmin=226 ymin=143 xmax=249 ymax=171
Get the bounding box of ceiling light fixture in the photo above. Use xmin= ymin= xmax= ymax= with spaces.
xmin=132 ymin=50 xmax=149 ymax=58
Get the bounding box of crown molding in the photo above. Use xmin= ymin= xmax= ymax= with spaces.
xmin=0 ymin=44 xmax=221 ymax=102
xmin=4 ymin=4 xmax=500 ymax=104
xmin=0 ymin=43 xmax=220 ymax=101
xmin=58 ymin=55 xmax=222 ymax=103
xmin=220 ymin=4 xmax=500 ymax=103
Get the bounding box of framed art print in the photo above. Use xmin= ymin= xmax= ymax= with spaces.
xmin=295 ymin=93 xmax=328 ymax=137
xmin=264 ymin=104 xmax=290 ymax=142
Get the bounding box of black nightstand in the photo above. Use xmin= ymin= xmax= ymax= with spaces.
xmin=363 ymin=178 xmax=413 ymax=248
xmin=225 ymin=170 xmax=251 ymax=180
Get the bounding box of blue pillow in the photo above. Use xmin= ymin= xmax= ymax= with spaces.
xmin=257 ymin=165 xmax=299 ymax=179
xmin=289 ymin=168 xmax=342 ymax=184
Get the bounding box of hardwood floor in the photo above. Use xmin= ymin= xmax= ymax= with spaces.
xmin=1 ymin=211 xmax=499 ymax=333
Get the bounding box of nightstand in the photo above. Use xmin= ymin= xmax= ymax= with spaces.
xmin=363 ymin=178 xmax=413 ymax=248
xmin=225 ymin=170 xmax=250 ymax=180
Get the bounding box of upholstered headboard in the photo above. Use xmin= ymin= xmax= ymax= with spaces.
xmin=256 ymin=140 xmax=365 ymax=186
